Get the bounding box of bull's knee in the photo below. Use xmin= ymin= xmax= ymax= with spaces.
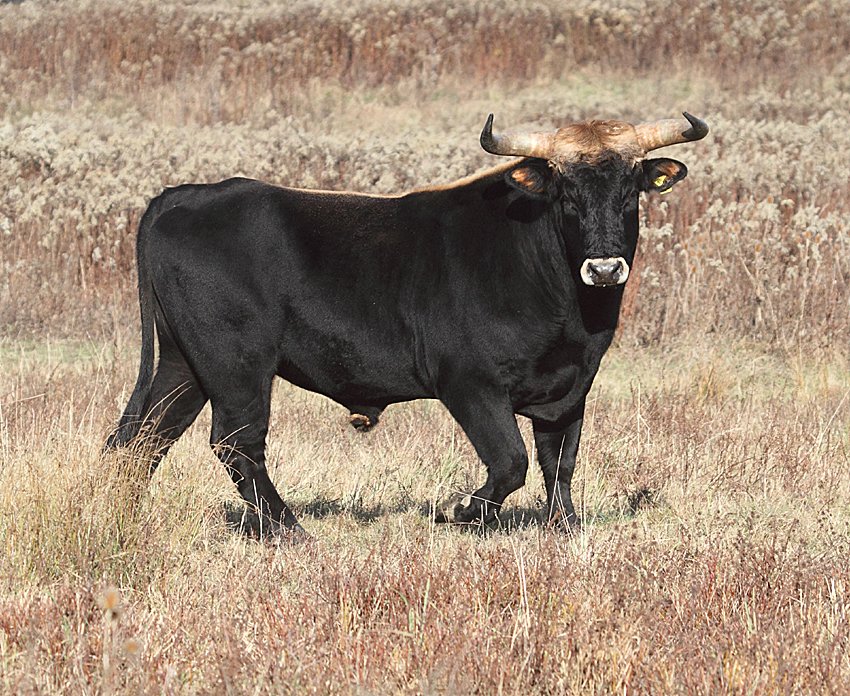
xmin=490 ymin=449 xmax=528 ymax=500
xmin=503 ymin=454 xmax=529 ymax=492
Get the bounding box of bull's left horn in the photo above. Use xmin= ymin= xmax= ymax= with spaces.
xmin=480 ymin=114 xmax=556 ymax=160
xmin=634 ymin=112 xmax=709 ymax=153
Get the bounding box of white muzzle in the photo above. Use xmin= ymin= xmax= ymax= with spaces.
xmin=580 ymin=257 xmax=630 ymax=287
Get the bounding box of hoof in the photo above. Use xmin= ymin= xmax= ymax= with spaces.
xmin=545 ymin=507 xmax=580 ymax=532
xmin=224 ymin=503 xmax=311 ymax=543
xmin=432 ymin=492 xmax=468 ymax=524
xmin=270 ymin=522 xmax=313 ymax=546
xmin=433 ymin=493 xmax=497 ymax=527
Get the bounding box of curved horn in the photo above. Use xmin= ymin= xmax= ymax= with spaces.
xmin=480 ymin=114 xmax=556 ymax=159
xmin=634 ymin=112 xmax=709 ymax=153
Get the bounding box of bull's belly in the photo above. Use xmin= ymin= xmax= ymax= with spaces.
xmin=274 ymin=346 xmax=427 ymax=407
xmin=270 ymin=298 xmax=429 ymax=405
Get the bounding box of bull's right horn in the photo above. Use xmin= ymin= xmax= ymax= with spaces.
xmin=480 ymin=114 xmax=556 ymax=160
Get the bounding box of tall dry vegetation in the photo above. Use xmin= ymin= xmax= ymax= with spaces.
xmin=2 ymin=0 xmax=850 ymax=347
xmin=1 ymin=0 xmax=850 ymax=693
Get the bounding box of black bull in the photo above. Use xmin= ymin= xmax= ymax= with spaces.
xmin=107 ymin=113 xmax=708 ymax=536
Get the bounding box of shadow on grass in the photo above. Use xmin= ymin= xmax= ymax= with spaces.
xmin=300 ymin=495 xmax=424 ymax=523
xmin=489 ymin=487 xmax=666 ymax=533
xmin=222 ymin=486 xmax=663 ymax=538
xmin=221 ymin=495 xmax=425 ymax=536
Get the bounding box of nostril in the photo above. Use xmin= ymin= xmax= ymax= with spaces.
xmin=589 ymin=260 xmax=620 ymax=277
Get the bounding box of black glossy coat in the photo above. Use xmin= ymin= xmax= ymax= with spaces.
xmin=107 ymin=153 xmax=689 ymax=534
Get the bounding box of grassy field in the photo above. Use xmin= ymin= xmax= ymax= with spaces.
xmin=2 ymin=0 xmax=850 ymax=693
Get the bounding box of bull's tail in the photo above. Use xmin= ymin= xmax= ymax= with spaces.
xmin=106 ymin=203 xmax=159 ymax=449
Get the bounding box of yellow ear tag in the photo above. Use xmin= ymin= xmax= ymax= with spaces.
xmin=654 ymin=174 xmax=674 ymax=194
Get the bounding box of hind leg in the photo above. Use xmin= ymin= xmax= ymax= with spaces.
xmin=207 ymin=371 xmax=301 ymax=537
xmin=142 ymin=347 xmax=208 ymax=472
xmin=109 ymin=336 xmax=207 ymax=472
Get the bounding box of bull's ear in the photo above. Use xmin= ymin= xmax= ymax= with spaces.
xmin=641 ymin=158 xmax=688 ymax=194
xmin=505 ymin=161 xmax=555 ymax=199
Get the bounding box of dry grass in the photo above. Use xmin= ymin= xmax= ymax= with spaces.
xmin=1 ymin=338 xmax=849 ymax=693
xmin=2 ymin=0 xmax=850 ymax=692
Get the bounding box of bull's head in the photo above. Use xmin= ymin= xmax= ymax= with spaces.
xmin=480 ymin=112 xmax=708 ymax=287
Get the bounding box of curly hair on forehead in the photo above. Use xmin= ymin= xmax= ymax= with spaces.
xmin=552 ymin=120 xmax=644 ymax=165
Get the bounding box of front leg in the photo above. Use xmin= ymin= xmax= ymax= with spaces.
xmin=436 ymin=380 xmax=528 ymax=525
xmin=533 ymin=398 xmax=585 ymax=527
